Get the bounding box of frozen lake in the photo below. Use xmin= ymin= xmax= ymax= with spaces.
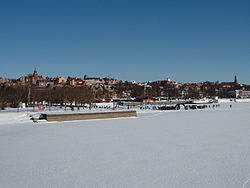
xmin=1 ymin=102 xmax=250 ymax=188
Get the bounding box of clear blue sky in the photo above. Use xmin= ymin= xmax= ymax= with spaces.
xmin=0 ymin=0 xmax=249 ymax=83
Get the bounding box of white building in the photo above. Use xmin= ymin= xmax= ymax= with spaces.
xmin=235 ymin=89 xmax=250 ymax=98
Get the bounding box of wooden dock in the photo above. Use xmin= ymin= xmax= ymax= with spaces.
xmin=42 ymin=111 xmax=137 ymax=122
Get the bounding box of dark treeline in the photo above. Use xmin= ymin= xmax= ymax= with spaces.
xmin=0 ymin=86 xmax=94 ymax=110
xmin=0 ymin=82 xmax=237 ymax=110
xmin=0 ymin=86 xmax=28 ymax=110
xmin=115 ymin=81 xmax=235 ymax=99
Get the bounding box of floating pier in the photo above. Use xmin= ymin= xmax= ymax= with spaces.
xmin=41 ymin=111 xmax=137 ymax=122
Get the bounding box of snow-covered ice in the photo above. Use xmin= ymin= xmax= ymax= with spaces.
xmin=1 ymin=102 xmax=250 ymax=188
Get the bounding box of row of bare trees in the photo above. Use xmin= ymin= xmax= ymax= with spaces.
xmin=0 ymin=86 xmax=28 ymax=110
xmin=0 ymin=86 xmax=95 ymax=110
xmin=0 ymin=83 xmax=237 ymax=110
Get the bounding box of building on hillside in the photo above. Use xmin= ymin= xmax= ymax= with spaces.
xmin=19 ymin=68 xmax=43 ymax=85
xmin=103 ymin=77 xmax=119 ymax=85
xmin=83 ymin=75 xmax=105 ymax=86
xmin=66 ymin=77 xmax=85 ymax=86
xmin=55 ymin=77 xmax=66 ymax=84
xmin=0 ymin=77 xmax=8 ymax=83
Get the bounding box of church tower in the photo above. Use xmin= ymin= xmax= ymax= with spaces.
xmin=234 ymin=75 xmax=238 ymax=85
xmin=33 ymin=67 xmax=38 ymax=76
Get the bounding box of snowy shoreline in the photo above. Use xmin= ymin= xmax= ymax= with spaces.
xmin=1 ymin=99 xmax=250 ymax=125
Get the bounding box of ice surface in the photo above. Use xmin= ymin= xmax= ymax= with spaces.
xmin=1 ymin=102 xmax=250 ymax=188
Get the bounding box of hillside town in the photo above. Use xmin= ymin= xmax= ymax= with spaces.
xmin=1 ymin=69 xmax=250 ymax=110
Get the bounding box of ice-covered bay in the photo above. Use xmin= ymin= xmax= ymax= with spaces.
xmin=1 ymin=102 xmax=250 ymax=188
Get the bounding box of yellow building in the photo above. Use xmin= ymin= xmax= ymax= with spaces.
xmin=0 ymin=77 xmax=8 ymax=83
xmin=56 ymin=77 xmax=66 ymax=84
